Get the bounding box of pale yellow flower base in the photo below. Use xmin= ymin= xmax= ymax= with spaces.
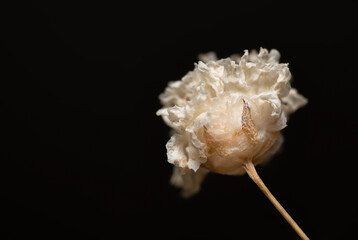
xmin=243 ymin=161 xmax=309 ymax=240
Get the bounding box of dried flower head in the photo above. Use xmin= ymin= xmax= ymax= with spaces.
xmin=157 ymin=48 xmax=307 ymax=197
xmin=157 ymin=48 xmax=308 ymax=239
xmin=157 ymin=48 xmax=309 ymax=239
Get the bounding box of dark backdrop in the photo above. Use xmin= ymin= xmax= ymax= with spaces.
xmin=1 ymin=1 xmax=357 ymax=239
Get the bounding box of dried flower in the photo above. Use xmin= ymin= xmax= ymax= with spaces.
xmin=157 ymin=48 xmax=309 ymax=239
xmin=157 ymin=48 xmax=307 ymax=197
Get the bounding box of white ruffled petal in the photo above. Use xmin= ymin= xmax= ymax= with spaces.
xmin=198 ymin=51 xmax=218 ymax=63
xmin=170 ymin=166 xmax=209 ymax=198
xmin=166 ymin=134 xmax=189 ymax=169
xmin=282 ymin=88 xmax=308 ymax=115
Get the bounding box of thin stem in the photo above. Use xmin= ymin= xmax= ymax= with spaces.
xmin=243 ymin=161 xmax=309 ymax=240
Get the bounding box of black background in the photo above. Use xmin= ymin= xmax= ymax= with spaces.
xmin=1 ymin=1 xmax=357 ymax=239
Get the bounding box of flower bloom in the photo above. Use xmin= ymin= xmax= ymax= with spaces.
xmin=157 ymin=48 xmax=307 ymax=197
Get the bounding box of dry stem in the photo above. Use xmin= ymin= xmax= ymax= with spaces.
xmin=243 ymin=161 xmax=309 ymax=240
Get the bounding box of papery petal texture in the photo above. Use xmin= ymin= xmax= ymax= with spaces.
xmin=157 ymin=48 xmax=307 ymax=197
